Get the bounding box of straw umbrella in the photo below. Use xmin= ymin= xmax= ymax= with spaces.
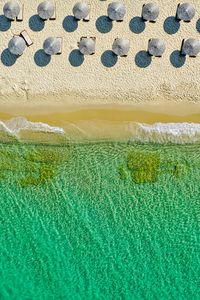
xmin=148 ymin=39 xmax=166 ymax=56
xmin=3 ymin=0 xmax=20 ymax=20
xmin=8 ymin=36 xmax=26 ymax=56
xmin=176 ymin=3 xmax=195 ymax=21
xmin=142 ymin=3 xmax=159 ymax=22
xmin=112 ymin=38 xmax=130 ymax=56
xmin=37 ymin=1 xmax=55 ymax=20
xmin=79 ymin=38 xmax=95 ymax=55
xmin=43 ymin=37 xmax=61 ymax=55
xmin=181 ymin=39 xmax=200 ymax=57
xmin=107 ymin=2 xmax=126 ymax=21
xmin=73 ymin=2 xmax=90 ymax=20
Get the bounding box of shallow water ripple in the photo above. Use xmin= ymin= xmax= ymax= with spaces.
xmin=0 ymin=142 xmax=199 ymax=299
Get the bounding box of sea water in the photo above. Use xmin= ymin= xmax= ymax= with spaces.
xmin=0 ymin=138 xmax=199 ymax=299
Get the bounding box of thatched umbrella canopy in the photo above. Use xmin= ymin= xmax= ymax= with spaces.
xmin=107 ymin=2 xmax=126 ymax=21
xmin=37 ymin=1 xmax=55 ymax=20
xmin=176 ymin=3 xmax=195 ymax=21
xmin=142 ymin=3 xmax=159 ymax=21
xmin=148 ymin=39 xmax=166 ymax=56
xmin=112 ymin=38 xmax=130 ymax=56
xmin=181 ymin=39 xmax=200 ymax=56
xmin=43 ymin=37 xmax=61 ymax=55
xmin=3 ymin=0 xmax=20 ymax=20
xmin=73 ymin=2 xmax=90 ymax=20
xmin=79 ymin=38 xmax=95 ymax=55
xmin=8 ymin=36 xmax=26 ymax=56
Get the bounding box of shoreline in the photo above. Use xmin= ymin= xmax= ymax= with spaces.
xmin=1 ymin=99 xmax=200 ymax=122
xmin=0 ymin=101 xmax=200 ymax=144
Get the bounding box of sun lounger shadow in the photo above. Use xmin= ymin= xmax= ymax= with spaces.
xmin=170 ymin=50 xmax=186 ymax=68
xmin=96 ymin=16 xmax=113 ymax=33
xmin=164 ymin=16 xmax=180 ymax=34
xmin=129 ymin=17 xmax=145 ymax=34
xmin=69 ymin=49 xmax=84 ymax=67
xmin=1 ymin=48 xmax=17 ymax=66
xmin=135 ymin=51 xmax=152 ymax=68
xmin=0 ymin=15 xmax=11 ymax=31
xmin=101 ymin=50 xmax=118 ymax=67
xmin=63 ymin=15 xmax=78 ymax=32
xmin=196 ymin=19 xmax=200 ymax=33
xmin=34 ymin=49 xmax=51 ymax=67
xmin=29 ymin=14 xmax=45 ymax=31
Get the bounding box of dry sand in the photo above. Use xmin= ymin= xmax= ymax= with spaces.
xmin=0 ymin=0 xmax=200 ymax=115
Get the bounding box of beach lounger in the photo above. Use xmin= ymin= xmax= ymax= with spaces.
xmin=141 ymin=3 xmax=157 ymax=23
xmin=83 ymin=13 xmax=90 ymax=22
xmin=180 ymin=39 xmax=185 ymax=56
xmin=78 ymin=37 xmax=96 ymax=55
xmin=180 ymin=39 xmax=199 ymax=58
xmin=116 ymin=18 xmax=123 ymax=22
xmin=90 ymin=37 xmax=96 ymax=54
xmin=80 ymin=36 xmax=96 ymax=42
xmin=20 ymin=30 xmax=33 ymax=46
xmin=56 ymin=37 xmax=63 ymax=55
xmin=78 ymin=36 xmax=87 ymax=46
xmin=83 ymin=5 xmax=90 ymax=22
xmin=16 ymin=3 xmax=24 ymax=21
xmin=49 ymin=2 xmax=56 ymax=20
xmin=175 ymin=3 xmax=180 ymax=20
xmin=176 ymin=3 xmax=193 ymax=22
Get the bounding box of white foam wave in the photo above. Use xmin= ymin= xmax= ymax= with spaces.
xmin=0 ymin=117 xmax=200 ymax=144
xmin=130 ymin=122 xmax=200 ymax=143
xmin=0 ymin=117 xmax=65 ymax=137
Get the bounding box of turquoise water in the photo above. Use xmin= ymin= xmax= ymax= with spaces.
xmin=0 ymin=141 xmax=199 ymax=299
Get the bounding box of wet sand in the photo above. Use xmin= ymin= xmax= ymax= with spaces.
xmin=0 ymin=103 xmax=200 ymax=142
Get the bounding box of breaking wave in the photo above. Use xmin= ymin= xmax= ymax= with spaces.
xmin=130 ymin=122 xmax=200 ymax=143
xmin=0 ymin=117 xmax=200 ymax=144
xmin=0 ymin=117 xmax=65 ymax=137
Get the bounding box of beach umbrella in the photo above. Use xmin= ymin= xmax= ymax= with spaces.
xmin=79 ymin=38 xmax=95 ymax=55
xmin=142 ymin=3 xmax=159 ymax=21
xmin=107 ymin=2 xmax=126 ymax=21
xmin=43 ymin=37 xmax=61 ymax=55
xmin=8 ymin=36 xmax=26 ymax=56
xmin=37 ymin=1 xmax=55 ymax=20
xmin=176 ymin=3 xmax=195 ymax=21
xmin=148 ymin=39 xmax=166 ymax=56
xmin=181 ymin=38 xmax=200 ymax=56
xmin=3 ymin=0 xmax=20 ymax=20
xmin=112 ymin=38 xmax=130 ymax=56
xmin=73 ymin=2 xmax=90 ymax=20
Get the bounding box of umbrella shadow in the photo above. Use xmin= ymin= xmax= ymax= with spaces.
xmin=163 ymin=16 xmax=180 ymax=34
xmin=196 ymin=18 xmax=200 ymax=32
xmin=63 ymin=15 xmax=78 ymax=32
xmin=101 ymin=50 xmax=118 ymax=67
xmin=1 ymin=49 xmax=17 ymax=66
xmin=129 ymin=17 xmax=146 ymax=34
xmin=69 ymin=49 xmax=84 ymax=67
xmin=135 ymin=51 xmax=152 ymax=68
xmin=170 ymin=50 xmax=186 ymax=68
xmin=29 ymin=14 xmax=45 ymax=31
xmin=34 ymin=49 xmax=51 ymax=67
xmin=0 ymin=15 xmax=11 ymax=31
xmin=96 ymin=16 xmax=113 ymax=33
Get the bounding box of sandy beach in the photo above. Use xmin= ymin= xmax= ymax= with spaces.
xmin=0 ymin=0 xmax=200 ymax=113
xmin=0 ymin=105 xmax=200 ymax=143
